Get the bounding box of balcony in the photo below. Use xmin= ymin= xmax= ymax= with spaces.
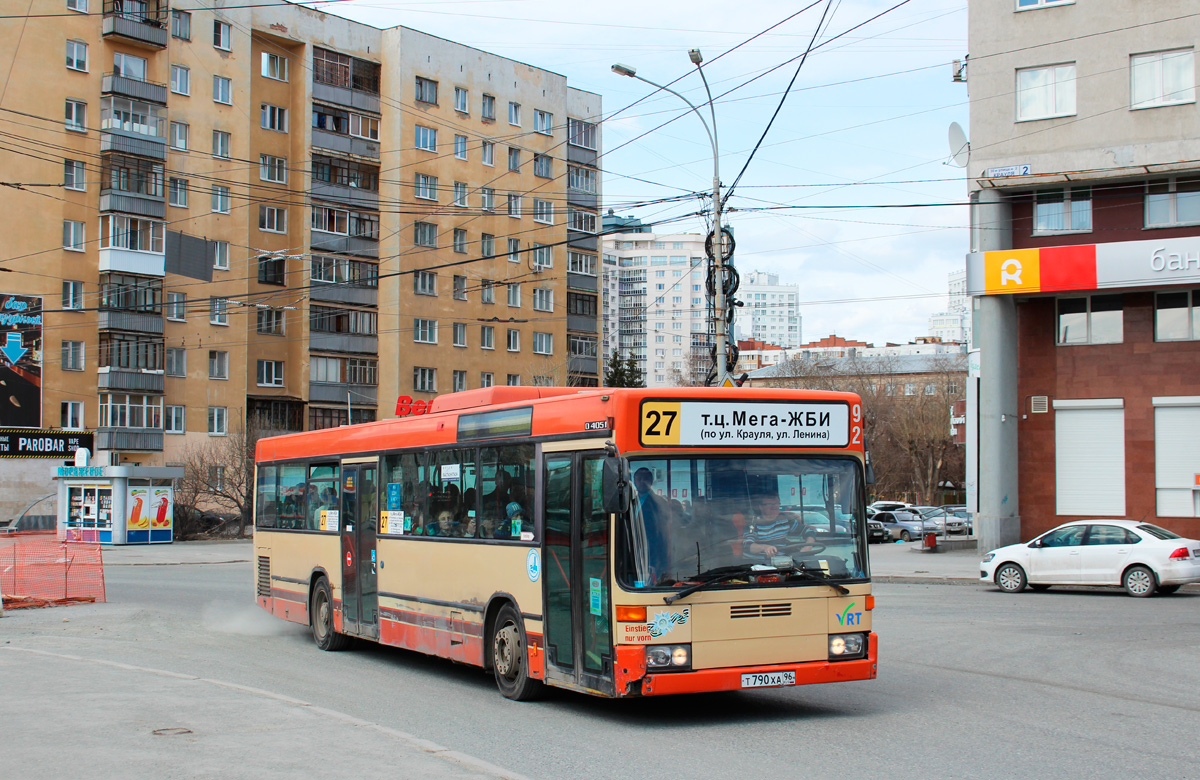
xmin=99 ymin=248 xmax=165 ymax=276
xmin=102 ymin=73 xmax=168 ymax=105
xmin=97 ymin=368 xmax=164 ymax=392
xmin=313 ymin=81 xmax=381 ymax=114
xmin=95 ymin=427 xmax=164 ymax=451
xmin=309 ymin=282 xmax=378 ymax=307
xmin=567 ymin=188 xmax=599 ymax=210
xmin=309 ymin=332 xmax=378 ymax=354
xmin=309 ymin=382 xmax=377 ymax=405
xmin=98 ymin=310 xmax=163 ymax=335
xmin=567 ymin=272 xmax=598 ymax=292
xmin=99 ymin=191 xmax=165 ymax=219
xmin=102 ymin=5 xmax=168 ymax=49
xmin=569 ymin=356 xmax=599 ymax=376
xmin=568 ymin=232 xmax=598 ymax=252
xmin=311 ymin=181 xmax=379 ymax=211
xmin=567 ymin=314 xmax=597 ymax=333
xmin=310 ymin=232 xmax=378 ymax=259
xmin=311 ymin=129 xmax=380 ymax=160
xmin=567 ymin=143 xmax=598 ymax=167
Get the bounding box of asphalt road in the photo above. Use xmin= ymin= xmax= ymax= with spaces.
xmin=4 ymin=562 xmax=1199 ymax=780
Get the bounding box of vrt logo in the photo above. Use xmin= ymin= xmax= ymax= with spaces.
xmin=837 ymin=603 xmax=863 ymax=626
xmin=1000 ymin=258 xmax=1023 ymax=286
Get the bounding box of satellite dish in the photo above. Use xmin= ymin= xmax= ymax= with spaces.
xmin=948 ymin=122 xmax=969 ymax=168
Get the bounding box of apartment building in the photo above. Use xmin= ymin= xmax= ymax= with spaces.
xmin=734 ymin=271 xmax=801 ymax=348
xmin=601 ymin=232 xmax=713 ymax=387
xmin=0 ymin=0 xmax=601 ymax=516
xmin=965 ymin=0 xmax=1200 ymax=548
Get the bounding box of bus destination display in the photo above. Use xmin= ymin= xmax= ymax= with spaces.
xmin=639 ymin=400 xmax=851 ymax=448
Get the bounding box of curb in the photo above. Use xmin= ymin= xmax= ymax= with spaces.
xmin=104 ymin=559 xmax=251 ymax=567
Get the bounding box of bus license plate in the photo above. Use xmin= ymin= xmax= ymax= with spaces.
xmin=741 ymin=671 xmax=796 ymax=689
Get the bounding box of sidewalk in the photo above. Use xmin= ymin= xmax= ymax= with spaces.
xmin=868 ymin=539 xmax=981 ymax=584
xmin=101 ymin=538 xmax=254 ymax=566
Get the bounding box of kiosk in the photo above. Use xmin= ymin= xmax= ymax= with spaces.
xmin=55 ymin=453 xmax=184 ymax=545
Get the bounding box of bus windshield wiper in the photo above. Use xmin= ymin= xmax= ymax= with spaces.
xmin=663 ymin=564 xmax=785 ymax=604
xmin=791 ymin=564 xmax=851 ymax=595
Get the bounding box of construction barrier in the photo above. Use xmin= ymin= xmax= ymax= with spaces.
xmin=0 ymin=531 xmax=106 ymax=610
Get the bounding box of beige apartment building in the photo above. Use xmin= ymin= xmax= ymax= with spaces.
xmin=0 ymin=0 xmax=601 ymax=515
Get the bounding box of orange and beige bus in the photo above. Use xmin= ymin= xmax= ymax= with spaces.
xmin=253 ymin=386 xmax=877 ymax=700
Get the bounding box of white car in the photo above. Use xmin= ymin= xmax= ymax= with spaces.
xmin=981 ymin=519 xmax=1200 ymax=597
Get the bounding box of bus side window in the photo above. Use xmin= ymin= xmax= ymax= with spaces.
xmin=255 ymin=465 xmax=278 ymax=528
xmin=308 ymin=463 xmax=340 ymax=531
xmin=279 ymin=463 xmax=307 ymax=530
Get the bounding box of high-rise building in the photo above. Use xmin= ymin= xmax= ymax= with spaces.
xmin=601 ymin=232 xmax=711 ymax=386
xmin=965 ymin=0 xmax=1200 ymax=548
xmin=734 ymin=271 xmax=801 ymax=348
xmin=0 ymin=0 xmax=601 ymax=515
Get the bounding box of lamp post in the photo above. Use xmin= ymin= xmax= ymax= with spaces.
xmin=612 ymin=53 xmax=732 ymax=386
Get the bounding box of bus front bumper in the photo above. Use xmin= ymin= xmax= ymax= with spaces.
xmin=638 ymin=632 xmax=878 ymax=696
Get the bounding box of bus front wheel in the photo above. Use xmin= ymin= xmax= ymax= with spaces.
xmin=311 ymin=577 xmax=350 ymax=651
xmin=492 ymin=603 xmax=540 ymax=701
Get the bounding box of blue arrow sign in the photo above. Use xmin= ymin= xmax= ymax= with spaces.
xmin=1 ymin=332 xmax=28 ymax=365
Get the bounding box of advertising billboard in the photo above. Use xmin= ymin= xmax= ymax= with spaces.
xmin=0 ymin=293 xmax=42 ymax=428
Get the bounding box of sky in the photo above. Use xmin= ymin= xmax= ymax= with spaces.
xmin=318 ymin=0 xmax=970 ymax=346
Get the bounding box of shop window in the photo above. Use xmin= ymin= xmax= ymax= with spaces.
xmin=1057 ymin=294 xmax=1122 ymax=345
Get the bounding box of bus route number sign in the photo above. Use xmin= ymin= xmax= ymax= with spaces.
xmin=639 ymin=400 xmax=851 ymax=448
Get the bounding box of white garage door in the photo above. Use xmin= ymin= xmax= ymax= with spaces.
xmin=1153 ymin=398 xmax=1200 ymax=517
xmin=1054 ymin=399 xmax=1125 ymax=516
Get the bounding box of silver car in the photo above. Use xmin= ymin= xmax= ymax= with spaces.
xmin=872 ymin=510 xmax=936 ymax=542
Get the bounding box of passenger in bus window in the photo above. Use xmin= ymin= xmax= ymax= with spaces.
xmin=428 ymin=508 xmax=458 ymax=537
xmin=505 ymin=501 xmax=527 ymax=537
xmin=633 ymin=467 xmax=670 ymax=581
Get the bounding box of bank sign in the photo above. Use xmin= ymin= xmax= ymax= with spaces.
xmin=966 ymin=236 xmax=1200 ymax=296
xmin=639 ymin=400 xmax=851 ymax=448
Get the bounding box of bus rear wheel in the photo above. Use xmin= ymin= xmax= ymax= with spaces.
xmin=492 ymin=603 xmax=540 ymax=701
xmin=311 ymin=577 xmax=350 ymax=651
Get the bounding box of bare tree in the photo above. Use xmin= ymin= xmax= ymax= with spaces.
xmin=177 ymin=424 xmax=259 ymax=537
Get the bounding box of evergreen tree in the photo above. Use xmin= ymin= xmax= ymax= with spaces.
xmin=603 ymin=349 xmax=645 ymax=387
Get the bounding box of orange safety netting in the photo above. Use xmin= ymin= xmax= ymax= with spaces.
xmin=0 ymin=531 xmax=106 ymax=609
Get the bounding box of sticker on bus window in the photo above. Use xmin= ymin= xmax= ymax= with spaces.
xmin=320 ymin=509 xmax=339 ymax=532
xmin=640 ymin=400 xmax=850 ymax=448
xmin=387 ymin=483 xmax=403 ymax=511
xmin=381 ymin=510 xmax=404 ymax=535
xmin=526 ymin=548 xmax=541 ymax=582
xmin=589 ymin=577 xmax=602 ymax=616
xmin=441 ymin=463 xmax=461 ymax=481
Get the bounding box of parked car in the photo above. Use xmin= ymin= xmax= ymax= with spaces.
xmin=940 ymin=505 xmax=973 ymax=534
xmin=912 ymin=506 xmax=970 ymax=535
xmin=872 ymin=510 xmax=936 ymax=542
xmin=866 ymin=517 xmax=890 ymax=544
xmin=868 ymin=500 xmax=913 ymax=513
xmin=980 ymin=519 xmax=1200 ymax=597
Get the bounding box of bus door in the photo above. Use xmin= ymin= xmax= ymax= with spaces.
xmin=542 ymin=452 xmax=614 ymax=695
xmin=340 ymin=463 xmax=379 ymax=640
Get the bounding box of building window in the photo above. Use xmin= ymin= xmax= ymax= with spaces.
xmin=62 ymin=401 xmax=85 ymax=430
xmin=1155 ymin=291 xmax=1200 ymax=341
xmin=568 ymin=251 xmax=596 ymax=275
xmin=208 ymin=349 xmax=228 ymax=378
xmin=507 ymin=328 xmax=520 ymax=352
xmin=209 ymin=298 xmax=228 ymax=326
xmin=1152 ymin=398 xmax=1200 ymax=516
xmin=261 ymin=52 xmax=288 ymax=81
xmin=454 ymin=134 xmax=467 ymax=160
xmin=481 ymin=279 xmax=495 ymax=304
xmin=414 ymin=173 xmax=437 ymax=201
xmin=414 ymin=366 xmax=436 ymax=393
xmin=213 ymin=20 xmax=231 ymax=51
xmin=454 ymin=87 xmax=468 ymax=113
xmin=261 ymin=104 xmax=288 ymax=132
xmin=257 ymin=308 xmax=285 ymax=335
xmin=508 ymin=193 xmax=521 ymax=218
xmin=569 ymin=209 xmax=597 ymax=233
xmin=507 ymin=283 xmax=521 ymax=307
xmin=170 ymin=65 xmax=190 ymax=95
xmin=212 ymin=130 xmax=231 ymax=158
xmin=534 ymin=109 xmax=553 ymax=135
xmin=168 ymin=178 xmax=188 ymax=207
xmin=481 ymin=141 xmax=494 ymax=166
xmin=533 ymin=332 xmax=553 ymax=355
xmin=568 ymin=165 xmax=596 ymax=193
xmin=260 ymin=154 xmax=287 ymax=183
xmin=508 ymin=238 xmax=520 ymax=263
xmin=453 ymin=181 xmax=468 ymax=207
xmin=414 ymin=318 xmax=438 ymax=344
xmin=165 ymin=347 xmax=186 ymax=376
xmin=480 ymin=372 xmax=493 ymax=388
xmin=62 ymin=280 xmax=83 ymax=310
xmin=171 ymin=10 xmax=190 ymax=39
xmin=480 ymin=187 xmax=495 ymax=212
xmin=259 ymin=206 xmax=287 ymax=233
xmin=208 ymin=406 xmax=228 ymax=436
xmin=452 ymin=370 xmax=467 ymax=392
xmin=414 ymin=125 xmax=436 ymax=151
xmin=213 ymin=75 xmax=232 ymax=104
xmin=67 ymin=0 xmax=86 ymax=10
xmin=533 ymin=155 xmax=553 ymax=180
xmin=481 ymin=325 xmax=494 ymax=350
xmin=1058 ymin=294 xmax=1123 ymax=345
xmin=65 ymin=99 xmax=86 ymax=132
xmin=66 ymin=40 xmax=87 ymax=72
xmin=452 ymin=322 xmax=467 ymax=347
xmin=99 ymin=215 xmax=163 ymax=252
xmin=98 ymin=394 xmax=162 ymax=429
xmin=211 ymin=185 xmax=230 ymax=213
xmin=1131 ymin=49 xmax=1194 ymax=109
xmin=1016 ymin=0 xmax=1072 ymax=7
xmin=567 ymin=292 xmax=596 ymax=317
xmin=350 ymin=113 xmax=378 ymax=140
xmin=258 ymin=255 xmax=285 ymax=285
xmin=1034 ymin=187 xmax=1091 ymax=234
xmin=164 ymin=405 xmax=185 ymax=434
xmin=1016 ymin=63 xmax=1076 ymax=121
xmin=532 ymin=244 xmax=551 ymax=270
xmin=61 ymin=340 xmax=84 ymax=371
xmin=1054 ymin=399 xmax=1124 ymax=515
xmin=1146 ymin=177 xmax=1200 ymax=227
xmin=453 ymin=274 xmax=467 ymax=299
xmin=257 ymin=360 xmax=285 ymax=387
xmin=414 ymin=270 xmax=437 ymax=296
xmin=506 ymin=374 xmax=520 ymax=386
xmin=533 ymin=199 xmax=553 ymax=224
xmin=508 ymin=101 xmax=521 ymax=126
xmin=414 ymin=222 xmax=437 ymax=248
xmin=63 ymin=159 xmax=85 ymax=191
xmin=214 ymin=241 xmax=229 ymax=269
xmin=569 ymin=335 xmax=597 ymax=357
xmin=508 ymin=147 xmax=521 ymax=172
xmin=568 ymin=118 xmax=597 ymax=150
xmin=414 ymin=76 xmax=438 ymax=104
xmin=169 ymin=121 xmax=188 ymax=150
xmin=481 ymin=94 xmax=495 ymax=120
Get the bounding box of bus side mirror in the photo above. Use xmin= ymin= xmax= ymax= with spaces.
xmin=863 ymin=431 xmax=876 ymax=486
xmin=603 ymin=457 xmax=630 ymax=515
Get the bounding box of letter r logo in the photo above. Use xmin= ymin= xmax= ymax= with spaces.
xmin=1000 ymin=258 xmax=1022 ymax=285
xmin=984 ymin=249 xmax=1040 ymax=294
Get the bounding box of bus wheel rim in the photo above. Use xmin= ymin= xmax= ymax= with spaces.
xmin=495 ymin=624 xmax=519 ymax=678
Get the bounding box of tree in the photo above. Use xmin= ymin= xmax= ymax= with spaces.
xmin=176 ymin=423 xmax=260 ymax=537
xmin=603 ymin=349 xmax=644 ymax=388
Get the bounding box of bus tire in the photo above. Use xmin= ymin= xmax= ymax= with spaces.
xmin=491 ymin=602 xmax=540 ymax=701
xmin=311 ymin=577 xmax=350 ymax=651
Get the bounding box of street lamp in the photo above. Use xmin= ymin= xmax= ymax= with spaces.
xmin=612 ymin=52 xmax=732 ymax=386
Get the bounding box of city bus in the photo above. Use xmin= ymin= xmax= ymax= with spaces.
xmin=253 ymin=386 xmax=877 ymax=700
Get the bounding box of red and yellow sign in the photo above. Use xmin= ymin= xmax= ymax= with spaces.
xmin=982 ymin=245 xmax=1097 ymax=295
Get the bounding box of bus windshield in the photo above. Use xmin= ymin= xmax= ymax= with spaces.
xmin=617 ymin=456 xmax=867 ymax=591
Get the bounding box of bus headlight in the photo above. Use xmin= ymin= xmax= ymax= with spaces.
xmin=828 ymin=633 xmax=866 ymax=660
xmin=646 ymin=644 xmax=690 ymax=670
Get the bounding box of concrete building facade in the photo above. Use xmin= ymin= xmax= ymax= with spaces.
xmin=735 ymin=271 xmax=801 ymax=348
xmin=966 ymin=0 xmax=1200 ymax=547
